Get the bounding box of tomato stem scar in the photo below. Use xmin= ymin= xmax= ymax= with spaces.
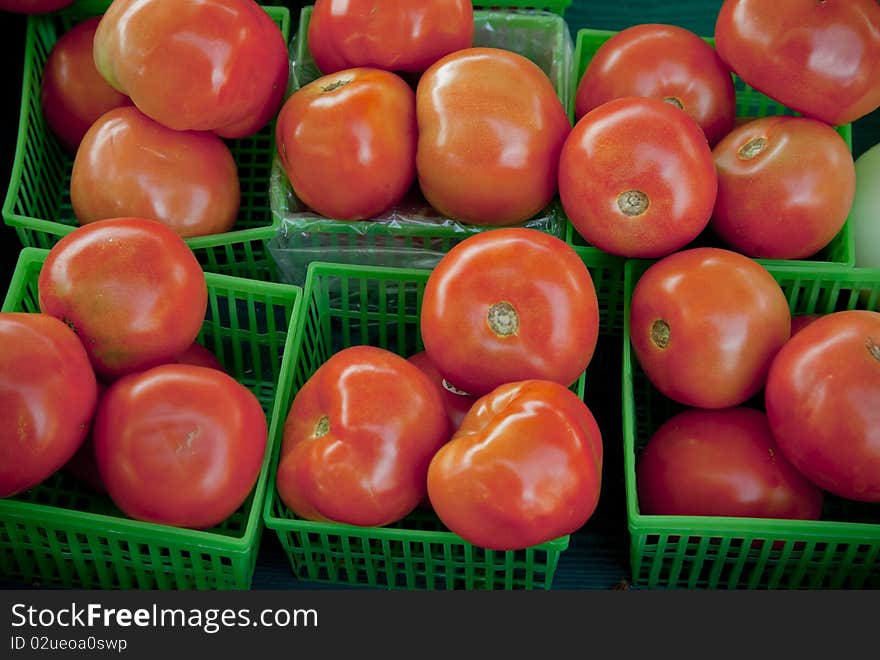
xmin=314 ymin=415 xmax=330 ymax=438
xmin=663 ymin=96 xmax=684 ymax=110
xmin=738 ymin=137 xmax=767 ymax=159
xmin=442 ymin=379 xmax=471 ymax=397
xmin=487 ymin=301 xmax=519 ymax=337
xmin=321 ymin=79 xmax=351 ymax=93
xmin=651 ymin=320 xmax=670 ymax=349
xmin=617 ymin=190 xmax=649 ymax=217
xmin=867 ymin=337 xmax=880 ymax=362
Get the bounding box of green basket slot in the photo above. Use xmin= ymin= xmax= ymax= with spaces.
xmin=474 ymin=1 xmax=571 ymax=15
xmin=271 ymin=5 xmax=574 ymax=286
xmin=261 ymin=260 xmax=598 ymax=590
xmin=0 ymin=247 xmax=302 ymax=590
xmin=622 ymin=259 xmax=880 ymax=589
xmin=564 ymin=27 xmax=856 ymax=269
xmin=1 ymin=1 xmax=291 ymax=281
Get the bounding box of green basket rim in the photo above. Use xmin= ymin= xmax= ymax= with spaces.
xmin=260 ymin=259 xmax=572 ymax=554
xmin=621 ymin=257 xmax=880 ymax=543
xmin=2 ymin=245 xmax=304 ymax=557
xmin=1 ymin=3 xmax=291 ymax=252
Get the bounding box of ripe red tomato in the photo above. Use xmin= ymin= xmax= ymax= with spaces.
xmin=407 ymin=351 xmax=474 ymax=432
xmin=574 ymin=24 xmax=735 ymax=147
xmin=93 ymin=0 xmax=288 ymax=138
xmin=275 ymin=67 xmax=417 ymax=221
xmin=308 ymin=0 xmax=474 ymax=75
xmin=416 ymin=47 xmax=571 ymax=226
xmin=559 ymin=96 xmax=718 ymax=258
xmin=40 ymin=17 xmax=131 ymax=154
xmin=629 ymin=247 xmax=791 ymax=409
xmin=94 ymin=364 xmax=267 ymax=529
xmin=420 ymin=228 xmax=599 ymax=397
xmin=37 ymin=217 xmax=208 ymax=381
xmin=70 ymin=106 xmax=240 ymax=238
xmin=637 ymin=407 xmax=824 ymax=519
xmin=276 ymin=345 xmax=450 ymax=527
xmin=710 ymin=116 xmax=855 ymax=260
xmin=175 ymin=342 xmax=224 ymax=372
xmin=765 ymin=310 xmax=880 ymax=502
xmin=715 ymin=0 xmax=880 ymax=126
xmin=427 ymin=379 xmax=603 ymax=550
xmin=0 ymin=0 xmax=73 ymax=12
xmin=62 ymin=382 xmax=107 ymax=494
xmin=790 ymin=314 xmax=821 ymax=337
xmin=0 ymin=312 xmax=98 ymax=498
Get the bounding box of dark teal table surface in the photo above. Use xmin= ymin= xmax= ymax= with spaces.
xmin=0 ymin=1 xmax=878 ymax=591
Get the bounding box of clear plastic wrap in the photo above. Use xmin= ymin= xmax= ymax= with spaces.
xmin=268 ymin=7 xmax=575 ymax=286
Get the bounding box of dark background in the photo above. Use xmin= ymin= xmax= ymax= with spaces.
xmin=0 ymin=1 xmax=878 ymax=590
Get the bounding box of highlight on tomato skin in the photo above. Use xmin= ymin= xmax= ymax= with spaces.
xmin=636 ymin=406 xmax=824 ymax=520
xmin=275 ymin=345 xmax=451 ymax=528
xmin=426 ymin=379 xmax=604 ymax=551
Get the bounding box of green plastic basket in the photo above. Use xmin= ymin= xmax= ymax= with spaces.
xmin=269 ymin=5 xmax=575 ymax=288
xmin=261 ymin=260 xmax=611 ymax=590
xmin=0 ymin=247 xmax=302 ymax=590
xmin=622 ymin=259 xmax=880 ymax=589
xmin=1 ymin=1 xmax=291 ymax=281
xmin=566 ymin=27 xmax=856 ymax=268
xmin=474 ymin=1 xmax=571 ymax=15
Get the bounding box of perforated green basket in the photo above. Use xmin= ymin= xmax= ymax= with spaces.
xmin=0 ymin=247 xmax=302 ymax=590
xmin=566 ymin=28 xmax=856 ymax=268
xmin=1 ymin=1 xmax=290 ymax=281
xmin=261 ymin=259 xmax=613 ymax=590
xmin=622 ymin=259 xmax=880 ymax=589
xmin=269 ymin=5 xmax=575 ymax=289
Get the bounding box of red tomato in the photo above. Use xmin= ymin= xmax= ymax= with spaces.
xmin=574 ymin=24 xmax=735 ymax=147
xmin=62 ymin=383 xmax=107 ymax=494
xmin=427 ymin=380 xmax=603 ymax=551
xmin=40 ymin=17 xmax=131 ymax=155
xmin=276 ymin=346 xmax=449 ymax=527
xmin=94 ymin=364 xmax=267 ymax=529
xmin=407 ymin=351 xmax=474 ymax=432
xmin=790 ymin=314 xmax=821 ymax=337
xmin=275 ymin=68 xmax=417 ymax=221
xmin=715 ymin=0 xmax=880 ymax=126
xmin=560 ymin=96 xmax=717 ymax=258
xmin=637 ymin=407 xmax=824 ymax=519
xmin=0 ymin=312 xmax=98 ymax=498
xmin=420 ymin=228 xmax=599 ymax=397
xmin=710 ymin=116 xmax=855 ymax=260
xmin=93 ymin=0 xmax=288 ymax=138
xmin=70 ymin=106 xmax=240 ymax=238
xmin=0 ymin=0 xmax=73 ymax=12
xmin=765 ymin=310 xmax=880 ymax=502
xmin=37 ymin=217 xmax=208 ymax=381
xmin=176 ymin=342 xmax=224 ymax=372
xmin=308 ymin=0 xmax=474 ymax=75
xmin=629 ymin=247 xmax=791 ymax=409
xmin=416 ymin=47 xmax=571 ymax=226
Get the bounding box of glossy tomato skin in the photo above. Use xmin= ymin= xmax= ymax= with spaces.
xmin=70 ymin=106 xmax=240 ymax=238
xmin=710 ymin=116 xmax=855 ymax=260
xmin=40 ymin=17 xmax=131 ymax=155
xmin=275 ymin=67 xmax=417 ymax=221
xmin=427 ymin=380 xmax=603 ymax=551
xmin=94 ymin=364 xmax=267 ymax=529
xmin=765 ymin=310 xmax=880 ymax=502
xmin=93 ymin=0 xmax=288 ymax=137
xmin=637 ymin=407 xmax=823 ymax=518
xmin=276 ymin=345 xmax=450 ymax=527
xmin=416 ymin=47 xmax=571 ymax=226
xmin=574 ymin=24 xmax=735 ymax=147
xmin=308 ymin=0 xmax=474 ymax=75
xmin=407 ymin=351 xmax=474 ymax=432
xmin=38 ymin=217 xmax=208 ymax=381
xmin=0 ymin=313 xmax=98 ymax=498
xmin=630 ymin=247 xmax=791 ymax=409
xmin=0 ymin=0 xmax=74 ymax=12
xmin=559 ymin=96 xmax=717 ymax=258
xmin=420 ymin=228 xmax=599 ymax=397
xmin=715 ymin=0 xmax=880 ymax=126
